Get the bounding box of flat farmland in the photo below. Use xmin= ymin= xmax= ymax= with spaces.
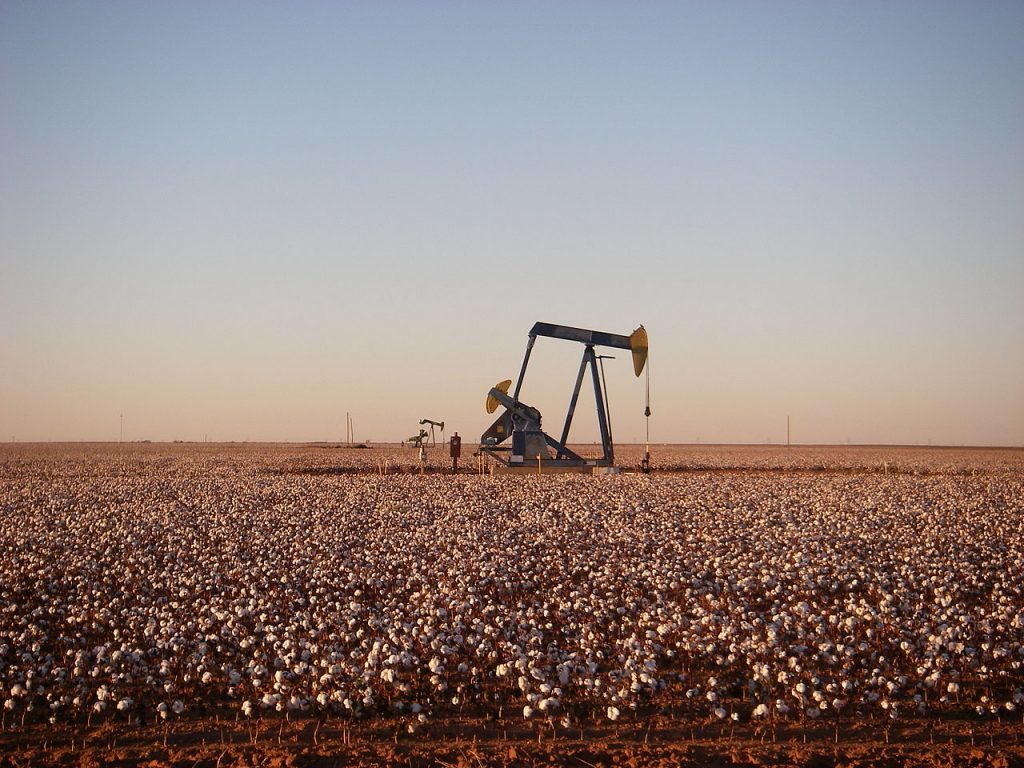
xmin=1 ymin=443 xmax=1022 ymax=767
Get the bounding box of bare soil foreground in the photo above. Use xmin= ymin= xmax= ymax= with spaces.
xmin=1 ymin=443 xmax=1022 ymax=767
xmin=3 ymin=715 xmax=1024 ymax=767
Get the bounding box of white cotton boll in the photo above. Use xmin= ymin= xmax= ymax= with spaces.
xmin=172 ymin=700 xmax=184 ymax=714
xmin=714 ymin=707 xmax=727 ymax=719
xmin=523 ymin=705 xmax=534 ymax=719
xmin=753 ymin=703 xmax=769 ymax=718
xmin=538 ymin=697 xmax=559 ymax=712
xmin=606 ymin=706 xmax=620 ymax=721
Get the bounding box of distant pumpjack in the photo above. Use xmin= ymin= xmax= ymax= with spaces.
xmin=419 ymin=419 xmax=445 ymax=446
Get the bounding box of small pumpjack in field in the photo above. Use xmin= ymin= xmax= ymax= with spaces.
xmin=419 ymin=419 xmax=445 ymax=446
xmin=404 ymin=429 xmax=428 ymax=448
xmin=480 ymin=322 xmax=650 ymax=473
xmin=405 ymin=419 xmax=445 ymax=449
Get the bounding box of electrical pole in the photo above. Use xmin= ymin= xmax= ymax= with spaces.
xmin=787 ymin=415 xmax=790 ymax=448
xmin=120 ymin=413 xmax=123 ymax=444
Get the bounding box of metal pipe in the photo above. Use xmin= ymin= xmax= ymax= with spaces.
xmin=512 ymin=335 xmax=536 ymax=402
xmin=588 ymin=347 xmax=612 ymax=464
xmin=557 ymin=351 xmax=590 ymax=458
xmin=597 ymin=355 xmax=614 ymax=458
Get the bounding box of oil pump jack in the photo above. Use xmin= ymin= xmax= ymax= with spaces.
xmin=419 ymin=419 xmax=445 ymax=446
xmin=480 ymin=322 xmax=650 ymax=472
xmin=404 ymin=429 xmax=428 ymax=448
xmin=405 ymin=419 xmax=445 ymax=448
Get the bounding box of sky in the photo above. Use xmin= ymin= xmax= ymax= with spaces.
xmin=2 ymin=1 xmax=1022 ymax=446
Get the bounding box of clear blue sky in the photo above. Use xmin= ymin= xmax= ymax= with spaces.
xmin=2 ymin=1 xmax=1022 ymax=445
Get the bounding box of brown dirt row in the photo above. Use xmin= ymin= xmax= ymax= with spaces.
xmin=2 ymin=716 xmax=1023 ymax=767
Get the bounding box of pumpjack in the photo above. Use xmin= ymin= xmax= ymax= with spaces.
xmin=419 ymin=419 xmax=445 ymax=446
xmin=405 ymin=419 xmax=445 ymax=448
xmin=405 ymin=429 xmax=429 ymax=448
xmin=480 ymin=322 xmax=649 ymax=472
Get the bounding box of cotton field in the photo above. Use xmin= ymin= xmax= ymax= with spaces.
xmin=1 ymin=443 xmax=1022 ymax=737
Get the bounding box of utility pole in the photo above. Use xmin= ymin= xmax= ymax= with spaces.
xmin=120 ymin=413 xmax=123 ymax=444
xmin=787 ymin=415 xmax=790 ymax=448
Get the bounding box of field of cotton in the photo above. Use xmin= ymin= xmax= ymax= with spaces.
xmin=0 ymin=443 xmax=1022 ymax=765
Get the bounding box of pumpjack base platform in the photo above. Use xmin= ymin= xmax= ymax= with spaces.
xmin=480 ymin=445 xmax=621 ymax=474
xmin=490 ymin=465 xmax=588 ymax=475
xmin=489 ymin=465 xmax=621 ymax=475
